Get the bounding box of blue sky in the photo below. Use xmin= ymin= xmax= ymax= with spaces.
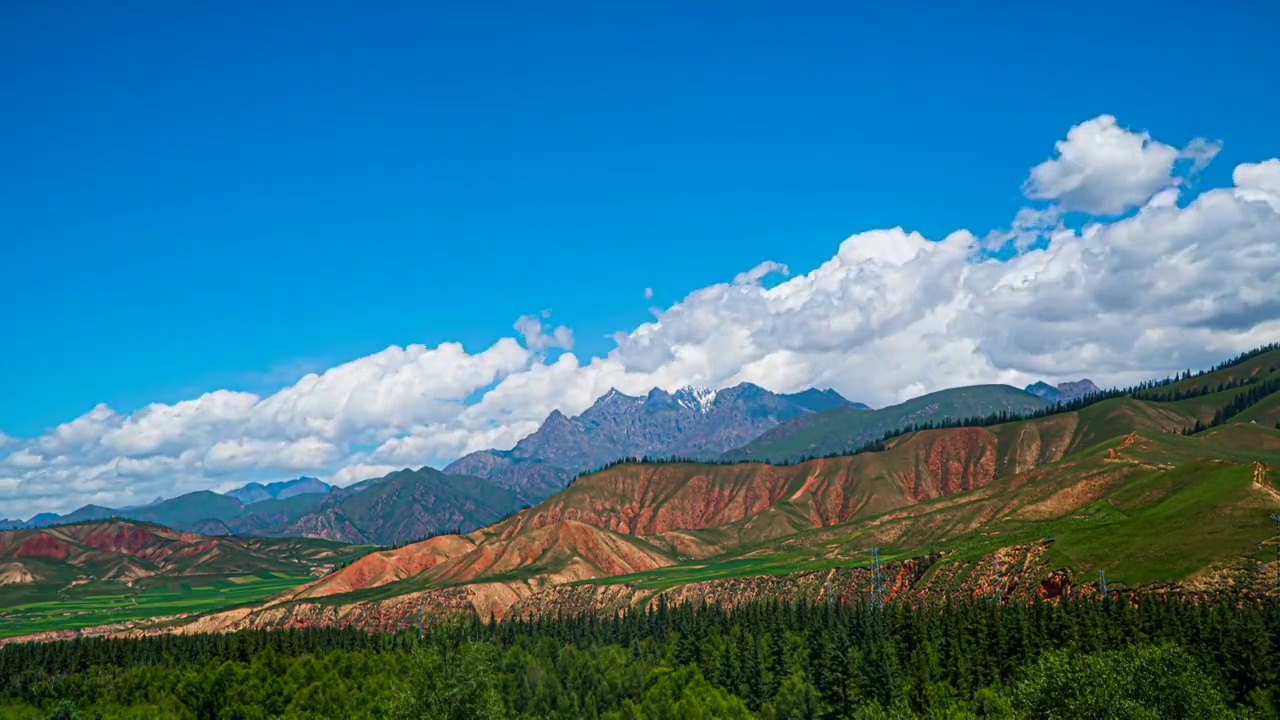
xmin=2 ymin=0 xmax=1278 ymax=449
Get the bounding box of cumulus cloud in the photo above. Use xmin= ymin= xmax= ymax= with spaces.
xmin=1023 ymin=115 xmax=1218 ymax=216
xmin=203 ymin=437 xmax=339 ymax=474
xmin=329 ymin=463 xmax=402 ymax=487
xmin=3 ymin=114 xmax=1278 ymax=519
xmin=1235 ymin=159 xmax=1280 ymax=197
xmin=643 ymin=287 xmax=654 ymax=299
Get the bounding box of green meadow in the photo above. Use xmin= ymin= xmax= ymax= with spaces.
xmin=0 ymin=572 xmax=309 ymax=638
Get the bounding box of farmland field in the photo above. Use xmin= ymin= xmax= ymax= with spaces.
xmin=0 ymin=573 xmax=310 ymax=638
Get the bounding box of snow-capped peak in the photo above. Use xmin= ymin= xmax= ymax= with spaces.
xmin=673 ymin=385 xmax=717 ymax=413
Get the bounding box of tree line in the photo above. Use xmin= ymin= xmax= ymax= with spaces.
xmin=1181 ymin=374 xmax=1280 ymax=434
xmin=3 ymin=595 xmax=1279 ymax=718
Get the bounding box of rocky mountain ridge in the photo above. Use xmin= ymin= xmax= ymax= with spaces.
xmin=1024 ymin=378 xmax=1102 ymax=403
xmin=225 ymin=477 xmax=333 ymax=504
xmin=445 ymin=382 xmax=865 ymax=494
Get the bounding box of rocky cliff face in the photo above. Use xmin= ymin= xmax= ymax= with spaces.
xmin=1025 ymin=379 xmax=1102 ymax=403
xmin=445 ymin=383 xmax=860 ymax=494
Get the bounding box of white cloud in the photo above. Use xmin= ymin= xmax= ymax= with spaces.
xmin=204 ymin=437 xmax=339 ymax=474
xmin=329 ymin=463 xmax=402 ymax=486
xmin=4 ymin=115 xmax=1279 ymax=519
xmin=102 ymin=390 xmax=260 ymax=455
xmin=733 ymin=260 xmax=790 ymax=285
xmin=1180 ymin=137 xmax=1223 ymax=175
xmin=37 ymin=404 xmax=121 ymax=457
xmin=251 ymin=339 xmax=530 ymax=442
xmin=4 ymin=449 xmax=44 ymax=469
xmin=643 ymin=287 xmax=654 ymax=299
xmin=1023 ymin=114 xmax=1217 ymax=216
xmin=514 ymin=314 xmax=575 ymax=353
xmin=1235 ymin=159 xmax=1280 ymax=197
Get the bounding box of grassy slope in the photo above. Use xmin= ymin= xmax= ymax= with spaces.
xmin=1138 ymin=349 xmax=1280 ymax=397
xmin=1235 ymin=390 xmax=1280 ymax=427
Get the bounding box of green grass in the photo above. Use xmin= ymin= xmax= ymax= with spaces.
xmin=1044 ymin=460 xmax=1276 ymax=584
xmin=0 ymin=573 xmax=312 ymax=638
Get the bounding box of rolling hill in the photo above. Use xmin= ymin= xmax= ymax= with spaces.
xmin=0 ymin=519 xmax=371 ymax=638
xmin=0 ymin=521 xmax=365 ymax=588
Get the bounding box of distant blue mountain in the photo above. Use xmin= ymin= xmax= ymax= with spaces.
xmin=119 ymin=496 xmax=166 ymax=511
xmin=1024 ymin=379 xmax=1102 ymax=404
xmin=10 ymin=483 xmax=331 ymax=536
xmin=780 ymin=388 xmax=871 ymax=412
xmin=225 ymin=477 xmax=333 ymax=504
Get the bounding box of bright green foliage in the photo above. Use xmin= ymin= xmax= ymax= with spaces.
xmin=1010 ymin=644 xmax=1232 ymax=718
xmin=392 ymin=641 xmax=506 ymax=720
xmin=763 ymin=672 xmax=825 ymax=719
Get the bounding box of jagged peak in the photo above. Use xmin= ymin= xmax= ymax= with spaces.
xmin=595 ymin=387 xmax=643 ymax=405
xmin=672 ymin=385 xmax=718 ymax=413
xmin=1024 ymin=378 xmax=1101 ymax=403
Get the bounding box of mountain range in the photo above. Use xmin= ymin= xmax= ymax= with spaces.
xmin=1 ymin=469 xmax=522 ymax=546
xmin=5 ymin=346 xmax=1280 ymax=642
xmin=444 ymin=383 xmax=869 ymax=493
xmin=2 ymin=380 xmax=1093 ymax=544
xmin=159 ymin=344 xmax=1280 ymax=632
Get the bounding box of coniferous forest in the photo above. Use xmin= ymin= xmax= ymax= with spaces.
xmin=3 ymin=596 xmax=1279 ymax=719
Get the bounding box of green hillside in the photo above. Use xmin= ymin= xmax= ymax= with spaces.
xmin=723 ymin=384 xmax=1052 ymax=463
